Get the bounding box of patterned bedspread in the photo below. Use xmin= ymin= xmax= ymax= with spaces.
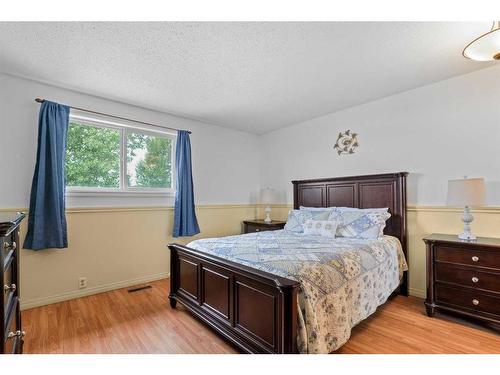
xmin=187 ymin=230 xmax=408 ymax=353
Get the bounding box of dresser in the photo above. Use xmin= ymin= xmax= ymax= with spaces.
xmin=423 ymin=233 xmax=500 ymax=324
xmin=242 ymin=220 xmax=286 ymax=234
xmin=1 ymin=213 xmax=25 ymax=354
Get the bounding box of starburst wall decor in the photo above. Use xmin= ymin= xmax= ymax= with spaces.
xmin=334 ymin=130 xmax=359 ymax=155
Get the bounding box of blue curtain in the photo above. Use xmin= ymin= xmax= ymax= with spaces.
xmin=24 ymin=101 xmax=70 ymax=250
xmin=173 ymin=130 xmax=200 ymax=237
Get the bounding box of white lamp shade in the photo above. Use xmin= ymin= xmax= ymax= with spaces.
xmin=260 ymin=188 xmax=275 ymax=205
xmin=463 ymin=22 xmax=500 ymax=61
xmin=447 ymin=178 xmax=486 ymax=207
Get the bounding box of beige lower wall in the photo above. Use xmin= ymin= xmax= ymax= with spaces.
xmin=5 ymin=204 xmax=500 ymax=309
xmin=2 ymin=205 xmax=257 ymax=310
xmin=264 ymin=205 xmax=500 ymax=298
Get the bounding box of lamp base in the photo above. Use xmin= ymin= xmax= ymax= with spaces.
xmin=458 ymin=232 xmax=477 ymax=241
xmin=458 ymin=206 xmax=476 ymax=241
xmin=264 ymin=206 xmax=272 ymax=223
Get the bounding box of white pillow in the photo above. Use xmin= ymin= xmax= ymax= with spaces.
xmin=303 ymin=219 xmax=339 ymax=238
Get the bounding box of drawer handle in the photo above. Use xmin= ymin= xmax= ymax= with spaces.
xmin=255 ymin=228 xmax=260 ymax=232
xmin=471 ymin=256 xmax=479 ymax=262
xmin=7 ymin=330 xmax=26 ymax=340
xmin=471 ymin=277 xmax=479 ymax=283
xmin=472 ymin=299 xmax=479 ymax=306
xmin=3 ymin=241 xmax=16 ymax=250
xmin=4 ymin=284 xmax=16 ymax=292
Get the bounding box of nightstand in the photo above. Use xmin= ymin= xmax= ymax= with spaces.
xmin=423 ymin=233 xmax=500 ymax=324
xmin=243 ymin=220 xmax=286 ymax=234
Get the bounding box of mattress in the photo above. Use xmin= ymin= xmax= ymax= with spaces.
xmin=187 ymin=230 xmax=408 ymax=353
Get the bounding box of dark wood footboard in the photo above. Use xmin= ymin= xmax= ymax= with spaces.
xmin=168 ymin=243 xmax=300 ymax=354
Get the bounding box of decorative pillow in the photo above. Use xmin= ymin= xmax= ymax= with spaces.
xmin=303 ymin=219 xmax=339 ymax=238
xmin=284 ymin=209 xmax=335 ymax=233
xmin=330 ymin=209 xmax=391 ymax=239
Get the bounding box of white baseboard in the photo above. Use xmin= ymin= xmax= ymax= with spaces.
xmin=409 ymin=287 xmax=426 ymax=299
xmin=20 ymin=272 xmax=170 ymax=310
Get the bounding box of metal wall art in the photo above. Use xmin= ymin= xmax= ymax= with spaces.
xmin=334 ymin=130 xmax=359 ymax=155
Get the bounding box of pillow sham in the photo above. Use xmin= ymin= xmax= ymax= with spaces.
xmin=330 ymin=209 xmax=390 ymax=239
xmin=284 ymin=209 xmax=336 ymax=233
xmin=334 ymin=207 xmax=388 ymax=213
xmin=299 ymin=206 xmax=336 ymax=212
xmin=303 ymin=219 xmax=339 ymax=238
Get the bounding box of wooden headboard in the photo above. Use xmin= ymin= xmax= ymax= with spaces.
xmin=292 ymin=172 xmax=408 ymax=295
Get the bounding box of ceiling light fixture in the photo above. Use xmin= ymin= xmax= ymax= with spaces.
xmin=463 ymin=21 xmax=500 ymax=61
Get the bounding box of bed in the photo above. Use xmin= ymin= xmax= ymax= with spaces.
xmin=168 ymin=172 xmax=408 ymax=353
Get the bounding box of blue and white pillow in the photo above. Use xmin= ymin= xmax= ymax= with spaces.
xmin=303 ymin=219 xmax=339 ymax=238
xmin=284 ymin=209 xmax=336 ymax=233
xmin=330 ymin=208 xmax=390 ymax=239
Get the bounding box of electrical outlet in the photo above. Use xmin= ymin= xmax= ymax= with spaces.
xmin=78 ymin=277 xmax=87 ymax=289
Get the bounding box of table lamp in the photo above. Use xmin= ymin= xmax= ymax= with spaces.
xmin=447 ymin=177 xmax=486 ymax=240
xmin=260 ymin=188 xmax=275 ymax=223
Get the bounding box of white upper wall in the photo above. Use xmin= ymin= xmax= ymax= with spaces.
xmin=3 ymin=63 xmax=500 ymax=209
xmin=260 ymin=64 xmax=500 ymax=206
xmin=0 ymin=73 xmax=261 ymax=208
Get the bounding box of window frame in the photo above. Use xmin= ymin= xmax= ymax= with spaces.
xmin=65 ymin=112 xmax=176 ymax=197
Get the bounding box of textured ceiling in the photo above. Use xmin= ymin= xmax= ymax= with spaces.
xmin=0 ymin=22 xmax=493 ymax=134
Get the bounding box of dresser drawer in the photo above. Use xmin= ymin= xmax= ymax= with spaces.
xmin=3 ymin=298 xmax=22 ymax=354
xmin=435 ymin=263 xmax=500 ymax=293
xmin=435 ymin=245 xmax=500 ymax=270
xmin=435 ymin=284 xmax=500 ymax=317
xmin=0 ymin=213 xmax=24 ymax=355
xmin=3 ymin=261 xmax=16 ymax=309
xmin=2 ymin=232 xmax=17 ymax=255
xmin=2 ymin=235 xmax=17 ymax=273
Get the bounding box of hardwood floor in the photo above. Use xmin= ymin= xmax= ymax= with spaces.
xmin=22 ymin=279 xmax=500 ymax=354
xmin=22 ymin=279 xmax=236 ymax=354
xmin=336 ymin=295 xmax=500 ymax=354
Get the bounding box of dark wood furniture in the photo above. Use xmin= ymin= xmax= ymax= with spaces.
xmin=168 ymin=172 xmax=408 ymax=353
xmin=243 ymin=220 xmax=286 ymax=234
xmin=1 ymin=212 xmax=25 ymax=354
xmin=424 ymin=234 xmax=500 ymax=324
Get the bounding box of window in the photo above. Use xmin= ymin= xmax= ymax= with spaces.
xmin=66 ymin=115 xmax=175 ymax=195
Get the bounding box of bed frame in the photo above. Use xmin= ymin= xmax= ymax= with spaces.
xmin=168 ymin=172 xmax=408 ymax=353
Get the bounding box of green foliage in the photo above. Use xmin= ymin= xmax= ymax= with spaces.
xmin=66 ymin=122 xmax=120 ymax=188
xmin=127 ymin=133 xmax=172 ymax=188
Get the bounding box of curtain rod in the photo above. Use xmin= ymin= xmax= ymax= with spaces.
xmin=34 ymin=98 xmax=191 ymax=134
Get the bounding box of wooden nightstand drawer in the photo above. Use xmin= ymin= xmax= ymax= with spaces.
xmin=435 ymin=246 xmax=500 ymax=270
xmin=243 ymin=220 xmax=286 ymax=234
xmin=435 ymin=263 xmax=500 ymax=293
xmin=245 ymin=224 xmax=272 ymax=233
xmin=435 ymin=284 xmax=500 ymax=318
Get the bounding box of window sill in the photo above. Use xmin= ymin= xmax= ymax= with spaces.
xmin=66 ymin=190 xmax=175 ymax=198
